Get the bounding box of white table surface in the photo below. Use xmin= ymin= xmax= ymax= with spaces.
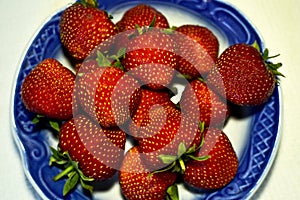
xmin=1 ymin=0 xmax=299 ymax=199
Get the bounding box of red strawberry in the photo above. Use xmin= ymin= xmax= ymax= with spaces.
xmin=128 ymin=88 xmax=175 ymax=138
xmin=59 ymin=0 xmax=118 ymax=61
xmin=173 ymin=25 xmax=219 ymax=79
xmin=119 ymin=146 xmax=178 ymax=200
xmin=180 ymin=78 xmax=229 ymax=127
xmin=183 ymin=128 xmax=239 ymax=190
xmin=137 ymin=105 xmax=202 ymax=171
xmin=121 ymin=28 xmax=178 ymax=90
xmin=207 ymin=43 xmax=283 ymax=105
xmin=75 ymin=65 xmax=141 ymax=127
xmin=21 ymin=58 xmax=75 ymax=120
xmin=116 ymin=4 xmax=170 ymax=32
xmin=52 ymin=114 xmax=126 ymax=195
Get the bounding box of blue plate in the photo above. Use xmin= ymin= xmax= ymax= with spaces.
xmin=11 ymin=0 xmax=282 ymax=199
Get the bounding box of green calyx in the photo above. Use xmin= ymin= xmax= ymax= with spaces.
xmin=32 ymin=114 xmax=61 ymax=133
xmin=49 ymin=147 xmax=94 ymax=196
xmin=251 ymin=41 xmax=285 ymax=78
xmin=166 ymin=184 xmax=179 ymax=200
xmin=79 ymin=0 xmax=98 ymax=8
xmin=96 ymin=48 xmax=126 ymax=71
xmin=135 ymin=15 xmax=157 ymax=34
xmin=262 ymin=49 xmax=285 ymax=77
xmin=153 ymin=123 xmax=209 ymax=175
xmin=130 ymin=15 xmax=157 ymax=39
xmin=162 ymin=26 xmax=177 ymax=35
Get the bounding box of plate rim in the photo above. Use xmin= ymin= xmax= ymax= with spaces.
xmin=10 ymin=1 xmax=282 ymax=199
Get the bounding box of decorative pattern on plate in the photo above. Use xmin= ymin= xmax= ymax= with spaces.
xmin=12 ymin=0 xmax=281 ymax=200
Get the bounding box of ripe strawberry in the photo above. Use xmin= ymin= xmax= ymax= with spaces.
xmin=180 ymin=78 xmax=229 ymax=127
xmin=173 ymin=25 xmax=219 ymax=79
xmin=21 ymin=58 xmax=75 ymax=120
xmin=137 ymin=105 xmax=202 ymax=171
xmin=75 ymin=65 xmax=141 ymax=127
xmin=116 ymin=4 xmax=170 ymax=32
xmin=59 ymin=0 xmax=118 ymax=61
xmin=121 ymin=28 xmax=178 ymax=90
xmin=183 ymin=128 xmax=238 ymax=190
xmin=207 ymin=43 xmax=283 ymax=105
xmin=73 ymin=59 xmax=101 ymax=76
xmin=128 ymin=88 xmax=175 ymax=138
xmin=52 ymin=114 xmax=126 ymax=195
xmin=119 ymin=146 xmax=178 ymax=200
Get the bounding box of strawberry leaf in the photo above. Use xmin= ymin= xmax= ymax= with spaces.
xmin=149 ymin=15 xmax=156 ymax=28
xmin=49 ymin=147 xmax=95 ymax=196
xmin=78 ymin=169 xmax=94 ymax=182
xmin=32 ymin=117 xmax=40 ymax=124
xmin=63 ymin=171 xmax=79 ymax=196
xmin=158 ymin=154 xmax=177 ymax=165
xmin=116 ymin=47 xmax=126 ymax=59
xmin=185 ymin=144 xmax=197 ymax=155
xmin=177 ymin=142 xmax=187 ymax=157
xmin=166 ymin=184 xmax=179 ymax=200
xmin=135 ymin=24 xmax=143 ymax=35
xmin=49 ymin=121 xmax=60 ymax=132
xmin=80 ymin=179 xmax=94 ymax=194
xmin=187 ymin=155 xmax=210 ymax=161
xmin=96 ymin=50 xmax=111 ymax=67
xmin=79 ymin=0 xmax=98 ymax=8
xmin=251 ymin=40 xmax=261 ymax=52
xmin=111 ymin=47 xmax=126 ymax=71
xmin=176 ymin=73 xmax=192 ymax=80
xmin=32 ymin=114 xmax=45 ymax=124
xmin=49 ymin=147 xmax=68 ymax=165
xmin=260 ymin=48 xmax=285 ymax=78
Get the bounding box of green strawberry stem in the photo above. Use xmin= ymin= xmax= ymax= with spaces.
xmin=53 ymin=165 xmax=75 ymax=181
xmin=49 ymin=147 xmax=94 ymax=196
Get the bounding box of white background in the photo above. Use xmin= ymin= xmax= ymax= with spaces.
xmin=0 ymin=0 xmax=299 ymax=199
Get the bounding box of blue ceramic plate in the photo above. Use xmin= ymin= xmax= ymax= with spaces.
xmin=11 ymin=0 xmax=282 ymax=199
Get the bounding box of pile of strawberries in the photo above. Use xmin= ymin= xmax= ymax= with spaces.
xmin=20 ymin=1 xmax=283 ymax=199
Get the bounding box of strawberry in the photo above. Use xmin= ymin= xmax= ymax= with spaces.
xmin=173 ymin=25 xmax=219 ymax=79
xmin=75 ymin=65 xmax=141 ymax=127
xmin=121 ymin=28 xmax=178 ymax=90
xmin=21 ymin=58 xmax=75 ymax=121
xmin=119 ymin=146 xmax=178 ymax=200
xmin=59 ymin=0 xmax=118 ymax=61
xmin=116 ymin=4 xmax=170 ymax=32
xmin=52 ymin=114 xmax=126 ymax=195
xmin=207 ymin=43 xmax=283 ymax=105
xmin=137 ymin=105 xmax=202 ymax=171
xmin=128 ymin=88 xmax=175 ymax=138
xmin=180 ymin=78 xmax=229 ymax=127
xmin=183 ymin=128 xmax=239 ymax=190
xmin=74 ymin=59 xmax=101 ymax=76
